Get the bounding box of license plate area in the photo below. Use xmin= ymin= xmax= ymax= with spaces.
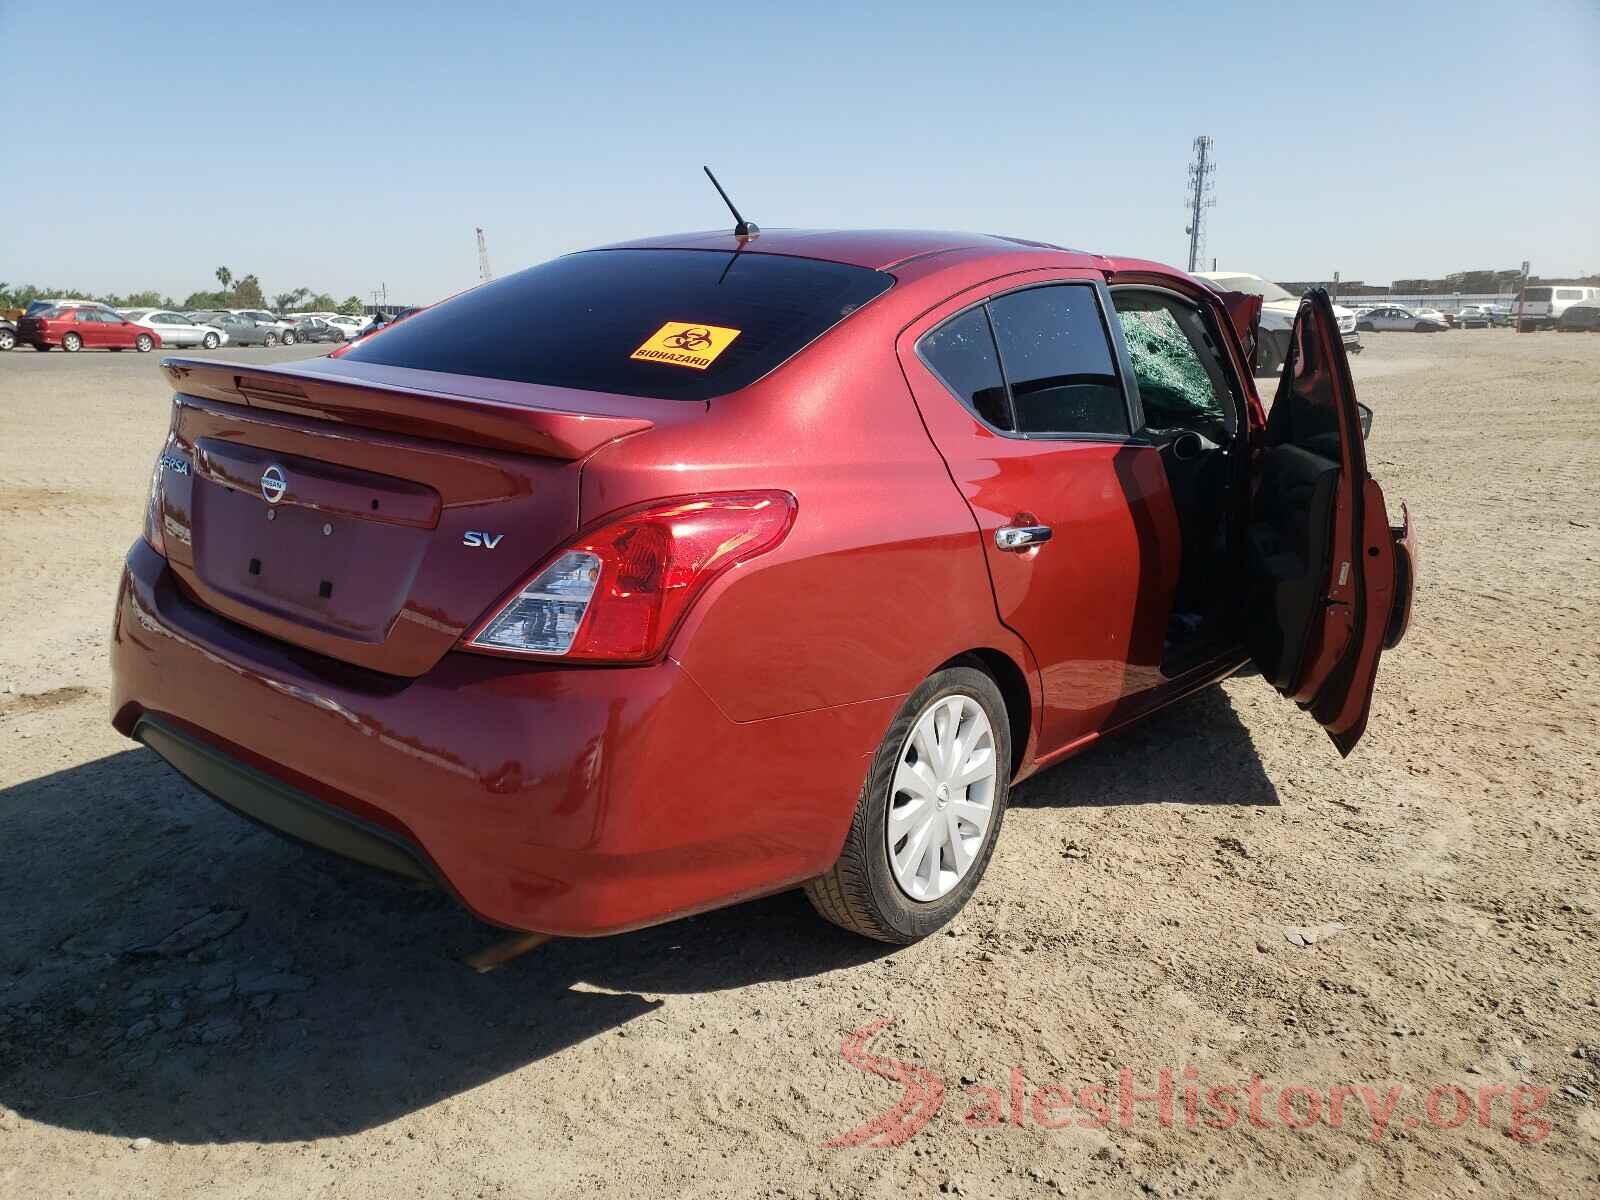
xmin=192 ymin=481 xmax=427 ymax=642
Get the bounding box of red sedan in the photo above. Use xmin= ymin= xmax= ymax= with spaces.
xmin=19 ymin=305 xmax=162 ymax=352
xmin=109 ymin=229 xmax=1415 ymax=944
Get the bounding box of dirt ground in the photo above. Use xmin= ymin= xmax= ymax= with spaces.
xmin=1 ymin=330 xmax=1597 ymax=1199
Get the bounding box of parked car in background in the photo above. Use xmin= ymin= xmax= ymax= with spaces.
xmin=129 ymin=310 xmax=227 ymax=349
xmin=206 ymin=313 xmax=283 ymax=347
xmin=1195 ymin=271 xmax=1360 ymax=373
xmin=1454 ymin=305 xmax=1495 ymax=329
xmin=291 ymin=316 xmax=347 ymax=344
xmin=0 ymin=319 xmax=16 ymax=351
xmin=23 ymin=297 xmax=116 ymax=320
xmin=326 ymin=315 xmax=367 ymax=339
xmin=1556 ymin=302 xmax=1600 ymax=332
xmin=18 ymin=305 xmax=161 ymax=352
xmin=1354 ymin=305 xmax=1449 ymax=333
xmin=112 ymin=230 xmax=1415 ymax=945
xmin=231 ymin=309 xmax=299 ymax=344
xmin=1516 ymin=286 xmax=1600 ymax=331
xmin=1414 ymin=307 xmax=1452 ymax=328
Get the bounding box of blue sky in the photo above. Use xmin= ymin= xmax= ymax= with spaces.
xmin=3 ymin=1 xmax=1595 ymax=303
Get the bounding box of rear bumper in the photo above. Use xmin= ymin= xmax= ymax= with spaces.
xmin=110 ymin=540 xmax=892 ymax=935
xmin=132 ymin=716 xmax=439 ymax=886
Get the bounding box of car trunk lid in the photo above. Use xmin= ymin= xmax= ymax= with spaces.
xmin=154 ymin=356 xmax=677 ymax=677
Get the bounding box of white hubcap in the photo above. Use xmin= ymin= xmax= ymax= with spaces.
xmin=887 ymin=694 xmax=997 ymax=902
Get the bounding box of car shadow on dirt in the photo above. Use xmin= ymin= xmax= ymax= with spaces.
xmin=0 ymin=745 xmax=893 ymax=1146
xmin=1010 ymin=683 xmax=1280 ymax=810
xmin=0 ymin=682 xmax=1271 ymax=1146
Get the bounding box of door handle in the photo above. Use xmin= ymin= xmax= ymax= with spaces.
xmin=995 ymin=524 xmax=1053 ymax=551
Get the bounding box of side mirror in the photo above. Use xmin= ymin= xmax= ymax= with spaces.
xmin=1357 ymin=402 xmax=1374 ymax=440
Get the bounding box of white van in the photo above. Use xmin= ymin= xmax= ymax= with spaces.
xmin=1519 ymin=286 xmax=1600 ymax=330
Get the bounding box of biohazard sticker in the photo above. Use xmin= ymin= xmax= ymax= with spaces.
xmin=630 ymin=321 xmax=741 ymax=370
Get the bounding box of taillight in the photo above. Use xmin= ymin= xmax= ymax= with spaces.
xmin=464 ymin=491 xmax=796 ymax=662
xmin=143 ymin=446 xmax=188 ymax=557
xmin=143 ymin=452 xmax=167 ymax=556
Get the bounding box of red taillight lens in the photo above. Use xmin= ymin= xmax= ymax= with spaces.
xmin=464 ymin=491 xmax=796 ymax=662
xmin=143 ymin=451 xmax=167 ymax=557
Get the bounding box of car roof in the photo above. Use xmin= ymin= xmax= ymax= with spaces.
xmin=589 ymin=227 xmax=1097 ymax=271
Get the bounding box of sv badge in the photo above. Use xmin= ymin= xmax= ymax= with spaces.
xmin=463 ymin=531 xmax=504 ymax=549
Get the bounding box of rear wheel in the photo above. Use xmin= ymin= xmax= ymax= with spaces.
xmin=263 ymin=332 xmax=279 ymax=348
xmin=62 ymin=332 xmax=82 ymax=352
xmin=280 ymin=329 xmax=296 ymax=345
xmin=135 ymin=333 xmax=154 ymax=352
xmin=202 ymin=332 xmax=220 ymax=349
xmin=0 ymin=327 xmax=14 ymax=351
xmin=805 ymin=665 xmax=1011 ymax=943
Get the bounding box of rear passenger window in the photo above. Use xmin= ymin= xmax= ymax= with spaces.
xmin=987 ymin=287 xmax=1128 ymax=436
xmin=919 ymin=307 xmax=1011 ymax=430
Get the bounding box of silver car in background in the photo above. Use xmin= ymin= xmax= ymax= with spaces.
xmin=121 ymin=309 xmax=228 ymax=349
xmin=1355 ymin=305 xmax=1449 ymax=333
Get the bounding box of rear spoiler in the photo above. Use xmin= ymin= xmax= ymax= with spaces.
xmin=159 ymin=357 xmax=655 ymax=461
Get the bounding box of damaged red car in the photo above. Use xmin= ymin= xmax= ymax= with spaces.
xmin=110 ymin=229 xmax=1416 ymax=944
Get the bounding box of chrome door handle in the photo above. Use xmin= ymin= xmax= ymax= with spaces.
xmin=995 ymin=524 xmax=1053 ymax=551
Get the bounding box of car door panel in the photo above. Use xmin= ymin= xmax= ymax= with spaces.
xmin=898 ymin=269 xmax=1183 ymax=756
xmin=1248 ymin=289 xmax=1406 ymax=754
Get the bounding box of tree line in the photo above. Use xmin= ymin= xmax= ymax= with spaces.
xmin=0 ymin=267 xmax=365 ymax=316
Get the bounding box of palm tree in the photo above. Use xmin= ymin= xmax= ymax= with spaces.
xmin=215 ymin=267 xmax=233 ymax=294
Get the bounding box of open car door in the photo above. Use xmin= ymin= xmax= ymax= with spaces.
xmin=1246 ymin=289 xmax=1415 ymax=755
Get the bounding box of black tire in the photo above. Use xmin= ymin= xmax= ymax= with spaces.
xmin=804 ymin=664 xmax=1012 ymax=943
xmin=281 ymin=329 xmax=296 ymax=345
xmin=135 ymin=334 xmax=154 ymax=353
xmin=1356 ymin=321 xmax=1374 ymax=333
xmin=202 ymin=332 xmax=220 ymax=349
xmin=1519 ymin=320 xmax=1536 ymax=333
xmin=0 ymin=329 xmax=14 ymax=352
xmin=62 ymin=332 xmax=82 ymax=352
xmin=264 ymin=332 xmax=279 ymax=348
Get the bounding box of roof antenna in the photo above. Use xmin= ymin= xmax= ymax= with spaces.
xmin=703 ymin=166 xmax=758 ymax=238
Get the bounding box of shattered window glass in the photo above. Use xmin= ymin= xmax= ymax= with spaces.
xmin=1113 ymin=299 xmax=1230 ymax=438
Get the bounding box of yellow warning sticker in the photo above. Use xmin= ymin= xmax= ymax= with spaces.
xmin=630 ymin=321 xmax=741 ymax=371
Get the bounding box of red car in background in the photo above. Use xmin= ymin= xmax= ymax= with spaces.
xmin=19 ymin=305 xmax=161 ymax=352
xmin=110 ymin=229 xmax=1416 ymax=945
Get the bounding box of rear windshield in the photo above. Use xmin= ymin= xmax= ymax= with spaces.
xmin=1523 ymin=287 xmax=1552 ymax=301
xmin=341 ymin=249 xmax=895 ymax=401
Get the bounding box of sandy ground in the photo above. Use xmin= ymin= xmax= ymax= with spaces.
xmin=0 ymin=330 xmax=1597 ymax=1199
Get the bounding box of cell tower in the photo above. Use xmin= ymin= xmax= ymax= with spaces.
xmin=476 ymin=227 xmax=493 ymax=283
xmin=1183 ymin=136 xmax=1216 ymax=273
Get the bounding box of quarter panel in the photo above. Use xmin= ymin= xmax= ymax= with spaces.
xmin=581 ymin=324 xmax=1027 ymax=725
